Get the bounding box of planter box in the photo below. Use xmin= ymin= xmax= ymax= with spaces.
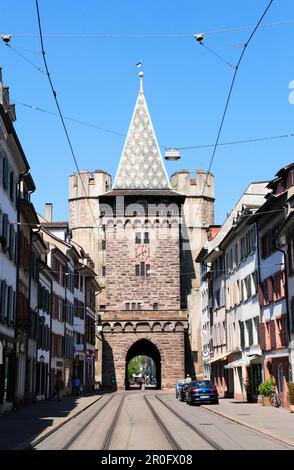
xmin=261 ymin=396 xmax=271 ymax=406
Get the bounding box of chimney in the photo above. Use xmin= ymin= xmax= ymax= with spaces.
xmin=45 ymin=203 xmax=53 ymax=222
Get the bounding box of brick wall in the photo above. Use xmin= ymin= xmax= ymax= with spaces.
xmin=105 ymin=221 xmax=181 ymax=310
xmin=102 ymin=331 xmax=185 ymax=389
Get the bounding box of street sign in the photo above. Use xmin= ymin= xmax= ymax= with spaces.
xmin=201 ymin=349 xmax=210 ymax=361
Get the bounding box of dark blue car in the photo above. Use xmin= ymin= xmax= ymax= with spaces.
xmin=185 ymin=380 xmax=219 ymax=405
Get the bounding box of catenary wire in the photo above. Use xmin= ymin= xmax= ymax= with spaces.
xmin=35 ymin=0 xmax=98 ymax=228
xmin=4 ymin=43 xmax=46 ymax=74
xmin=12 ymin=99 xmax=294 ymax=151
xmin=193 ymin=0 xmax=274 ymax=224
xmin=4 ymin=19 xmax=294 ymax=39
xmin=199 ymin=42 xmax=236 ymax=68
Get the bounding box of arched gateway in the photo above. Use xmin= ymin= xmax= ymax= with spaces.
xmin=125 ymin=339 xmax=161 ymax=389
xmin=100 ymin=72 xmax=188 ymax=390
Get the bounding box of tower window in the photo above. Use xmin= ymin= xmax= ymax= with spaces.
xmin=135 ymin=233 xmax=141 ymax=244
xmin=144 ymin=232 xmax=149 ymax=244
xmin=140 ymin=262 xmax=145 ymax=276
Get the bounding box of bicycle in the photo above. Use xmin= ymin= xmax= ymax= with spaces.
xmin=270 ymin=391 xmax=281 ymax=408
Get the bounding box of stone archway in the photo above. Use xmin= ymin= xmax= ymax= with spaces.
xmin=125 ymin=338 xmax=161 ymax=390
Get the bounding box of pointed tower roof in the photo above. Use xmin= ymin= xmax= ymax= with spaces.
xmin=113 ymin=71 xmax=171 ymax=190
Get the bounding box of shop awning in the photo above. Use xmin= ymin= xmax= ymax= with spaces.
xmin=209 ymin=351 xmax=231 ymax=364
xmin=224 ymin=355 xmax=262 ymax=369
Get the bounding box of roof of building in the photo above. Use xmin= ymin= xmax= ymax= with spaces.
xmin=100 ymin=188 xmax=184 ymax=198
xmin=113 ymin=72 xmax=171 ymax=191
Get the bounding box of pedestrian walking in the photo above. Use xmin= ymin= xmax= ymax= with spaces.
xmin=73 ymin=376 xmax=81 ymax=396
xmin=185 ymin=374 xmax=192 ymax=384
xmin=55 ymin=374 xmax=64 ymax=401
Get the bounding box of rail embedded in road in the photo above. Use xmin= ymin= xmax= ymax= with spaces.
xmin=154 ymin=394 xmax=223 ymax=450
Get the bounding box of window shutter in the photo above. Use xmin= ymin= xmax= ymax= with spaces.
xmin=2 ymin=213 xmax=8 ymax=247
xmin=280 ymin=271 xmax=286 ymax=298
xmin=258 ymin=323 xmax=266 ymax=350
xmin=0 ymin=280 xmax=7 ymax=322
xmin=269 ymin=320 xmax=276 ymax=349
xmin=3 ymin=157 xmax=9 ymax=190
xmin=6 ymin=286 xmax=12 ymax=322
xmin=267 ymin=277 xmax=274 ymax=302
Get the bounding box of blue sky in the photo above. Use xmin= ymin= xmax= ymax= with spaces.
xmin=1 ymin=0 xmax=293 ymax=224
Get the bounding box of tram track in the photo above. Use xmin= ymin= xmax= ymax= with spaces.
xmin=143 ymin=395 xmax=182 ymax=450
xmin=154 ymin=394 xmax=223 ymax=450
xmin=101 ymin=394 xmax=126 ymax=450
xmin=62 ymin=394 xmax=115 ymax=450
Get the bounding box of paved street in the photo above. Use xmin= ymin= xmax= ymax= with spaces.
xmin=1 ymin=391 xmax=293 ymax=450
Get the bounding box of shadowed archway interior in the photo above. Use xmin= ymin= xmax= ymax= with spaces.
xmin=125 ymin=339 xmax=161 ymax=390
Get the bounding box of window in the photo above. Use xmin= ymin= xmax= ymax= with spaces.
xmin=102 ymin=239 xmax=106 ymax=250
xmin=135 ymin=265 xmax=140 ymax=276
xmin=131 ymin=303 xmax=136 ymax=310
xmin=125 ymin=303 xmax=130 ymax=310
xmin=245 ymin=319 xmax=253 ymax=347
xmin=146 ymin=264 xmax=150 ymax=276
xmin=135 ymin=233 xmax=141 ymax=244
xmin=144 ymin=232 xmax=149 ymax=244
xmin=137 ymin=303 xmax=142 ymax=310
xmin=102 ymin=266 xmax=106 ymax=277
xmin=153 ymin=303 xmax=158 ymax=310
xmin=140 ymin=262 xmax=145 ymax=276
xmin=239 ymin=321 xmax=245 ymax=349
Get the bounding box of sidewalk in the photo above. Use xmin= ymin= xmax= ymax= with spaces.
xmin=202 ymin=398 xmax=294 ymax=447
xmin=0 ymin=392 xmax=103 ymax=450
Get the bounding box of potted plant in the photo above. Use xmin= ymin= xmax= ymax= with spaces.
xmin=287 ymin=382 xmax=294 ymax=412
xmin=258 ymin=379 xmax=275 ymax=406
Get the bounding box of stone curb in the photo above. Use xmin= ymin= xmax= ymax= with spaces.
xmin=11 ymin=395 xmax=103 ymax=450
xmin=201 ymin=404 xmax=294 ymax=448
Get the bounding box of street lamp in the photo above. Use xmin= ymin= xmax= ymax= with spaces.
xmin=164 ymin=148 xmax=181 ymax=161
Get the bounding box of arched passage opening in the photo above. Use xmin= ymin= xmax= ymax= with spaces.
xmin=125 ymin=339 xmax=161 ymax=390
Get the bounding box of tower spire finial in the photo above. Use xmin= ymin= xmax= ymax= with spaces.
xmin=136 ymin=62 xmax=144 ymax=93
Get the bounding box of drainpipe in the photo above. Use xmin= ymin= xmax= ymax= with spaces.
xmin=274 ymin=240 xmax=292 ymax=382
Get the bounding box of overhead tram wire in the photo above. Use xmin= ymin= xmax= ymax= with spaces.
xmin=4 ymin=43 xmax=46 ymax=74
xmin=35 ymin=0 xmax=98 ymax=228
xmin=12 ymin=99 xmax=294 ymax=151
xmin=194 ymin=0 xmax=274 ymax=225
xmin=5 ymin=18 xmax=294 ymax=39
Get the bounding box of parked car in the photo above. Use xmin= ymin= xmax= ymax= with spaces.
xmin=185 ymin=380 xmax=219 ymax=405
xmin=175 ymin=379 xmax=187 ymax=399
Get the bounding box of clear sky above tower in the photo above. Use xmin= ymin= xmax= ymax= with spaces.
xmin=0 ymin=0 xmax=293 ymax=223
